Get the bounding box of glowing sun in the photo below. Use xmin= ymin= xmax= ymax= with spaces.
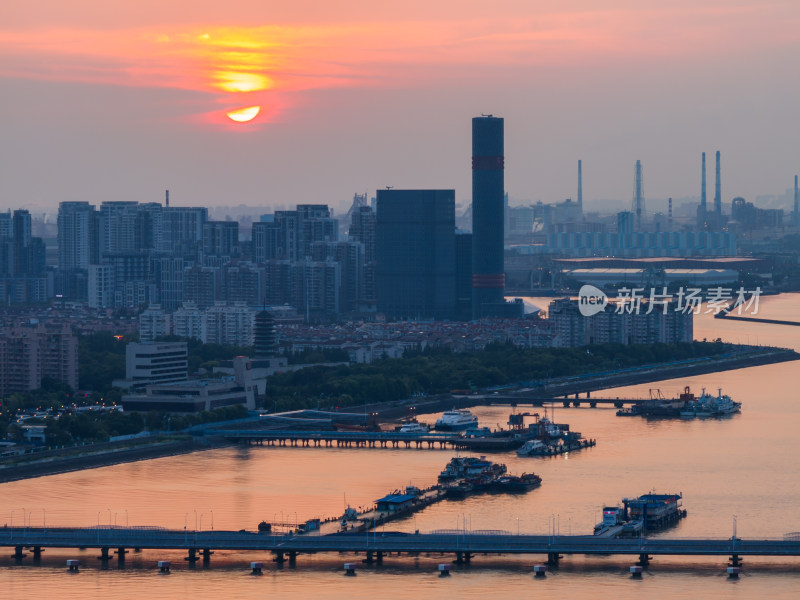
xmin=226 ymin=106 xmax=261 ymax=122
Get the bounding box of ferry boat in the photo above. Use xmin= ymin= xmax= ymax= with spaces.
xmin=434 ymin=409 xmax=478 ymax=431
xmin=398 ymin=421 xmax=430 ymax=434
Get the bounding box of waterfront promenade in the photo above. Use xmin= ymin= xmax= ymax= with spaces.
xmin=3 ymin=527 xmax=799 ymax=566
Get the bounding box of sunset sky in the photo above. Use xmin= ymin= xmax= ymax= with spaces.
xmin=1 ymin=0 xmax=798 ymax=215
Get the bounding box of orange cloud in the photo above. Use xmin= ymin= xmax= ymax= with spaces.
xmin=0 ymin=6 xmax=796 ymax=122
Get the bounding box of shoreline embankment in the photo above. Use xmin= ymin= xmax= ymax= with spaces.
xmin=0 ymin=437 xmax=224 ymax=484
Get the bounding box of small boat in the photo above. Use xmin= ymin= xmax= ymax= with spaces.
xmin=434 ymin=409 xmax=479 ymax=431
xmin=517 ymin=439 xmax=548 ymax=456
xmin=493 ymin=473 xmax=542 ymax=493
xmin=444 ymin=481 xmax=474 ymax=499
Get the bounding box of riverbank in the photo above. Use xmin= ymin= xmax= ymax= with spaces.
xmin=4 ymin=345 xmax=795 ymax=484
xmin=0 ymin=436 xmax=228 ymax=484
xmin=342 ymin=345 xmax=800 ymax=419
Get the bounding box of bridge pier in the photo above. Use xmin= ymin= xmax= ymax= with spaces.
xmin=376 ymin=551 xmax=383 ymax=564
xmin=590 ymin=401 xmax=597 ymax=408
xmin=563 ymin=401 xmax=570 ymax=407
xmin=729 ymin=554 xmax=742 ymax=567
xmin=12 ymin=546 xmax=25 ymax=560
xmin=33 ymin=546 xmax=43 ymax=560
xmin=98 ymin=547 xmax=110 ymax=561
xmin=116 ymin=547 xmax=127 ymax=562
xmin=288 ymin=551 xmax=297 ymax=566
xmin=203 ymin=548 xmax=213 ymax=564
xmin=547 ymin=553 xmax=562 ymax=566
xmin=274 ymin=551 xmax=285 ymax=564
xmin=364 ymin=551 xmax=373 ymax=564
xmin=185 ymin=548 xmax=198 ymax=562
xmin=637 ymin=553 xmax=652 ymax=566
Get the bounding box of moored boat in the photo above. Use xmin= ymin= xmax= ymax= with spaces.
xmin=435 ymin=409 xmax=479 ymax=431
xmin=398 ymin=421 xmax=430 ymax=434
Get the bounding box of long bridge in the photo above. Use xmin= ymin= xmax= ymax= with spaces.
xmin=489 ymin=395 xmax=639 ymax=408
xmin=2 ymin=527 xmax=799 ymax=568
xmin=220 ymin=429 xmax=461 ymax=449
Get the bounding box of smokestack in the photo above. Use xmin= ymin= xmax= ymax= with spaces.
xmin=701 ymin=152 xmax=707 ymax=213
xmin=165 ymin=189 xmax=170 ymax=207
xmin=714 ymin=151 xmax=721 ymax=216
xmin=668 ymin=197 xmax=673 ymax=228
xmin=471 ymin=115 xmax=505 ymax=319
xmin=633 ymin=160 xmax=644 ymax=230
xmin=578 ymin=159 xmax=583 ymax=212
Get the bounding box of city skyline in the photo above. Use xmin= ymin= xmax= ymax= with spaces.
xmin=1 ymin=1 xmax=799 ymax=214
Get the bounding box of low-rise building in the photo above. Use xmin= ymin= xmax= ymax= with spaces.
xmin=114 ymin=341 xmax=188 ymax=391
xmin=121 ymin=378 xmax=255 ymax=413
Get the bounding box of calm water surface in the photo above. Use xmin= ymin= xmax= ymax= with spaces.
xmin=1 ymin=294 xmax=799 ymax=599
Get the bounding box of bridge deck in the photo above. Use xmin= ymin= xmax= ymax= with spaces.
xmin=2 ymin=528 xmax=799 ymax=558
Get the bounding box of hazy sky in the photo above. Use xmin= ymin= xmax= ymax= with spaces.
xmin=1 ymin=1 xmax=798 ymax=216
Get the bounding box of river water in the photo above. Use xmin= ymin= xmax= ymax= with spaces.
xmin=1 ymin=294 xmax=799 ymax=599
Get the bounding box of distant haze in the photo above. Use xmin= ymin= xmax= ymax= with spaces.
xmin=1 ymin=1 xmax=798 ymax=215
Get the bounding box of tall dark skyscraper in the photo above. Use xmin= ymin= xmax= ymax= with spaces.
xmin=375 ymin=189 xmax=456 ymax=320
xmin=471 ymin=116 xmax=505 ymax=318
